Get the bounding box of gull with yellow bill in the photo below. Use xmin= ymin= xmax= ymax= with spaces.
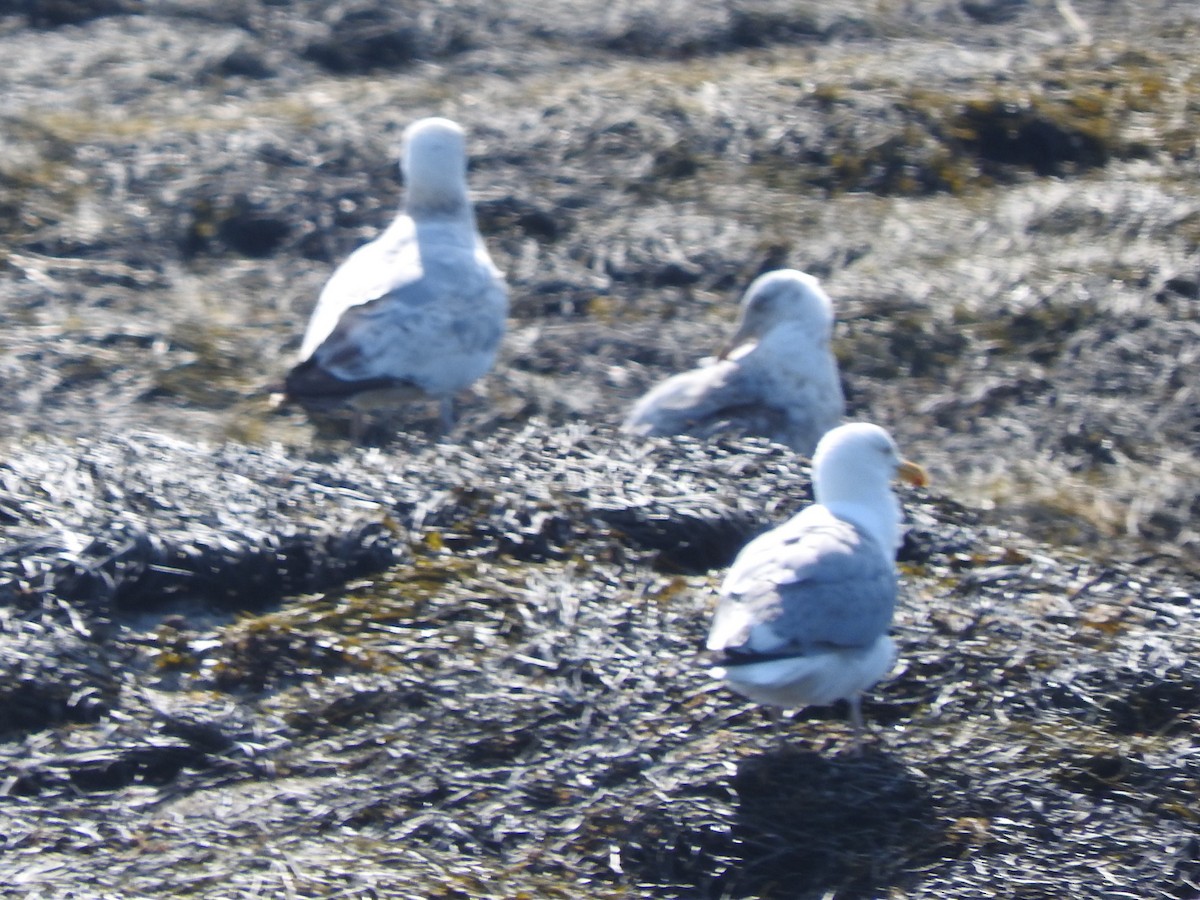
xmin=706 ymin=422 xmax=927 ymax=748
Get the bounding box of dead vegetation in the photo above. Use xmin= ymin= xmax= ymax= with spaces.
xmin=1 ymin=428 xmax=1198 ymax=897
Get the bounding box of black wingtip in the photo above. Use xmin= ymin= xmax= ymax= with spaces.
xmin=282 ymin=359 xmax=397 ymax=403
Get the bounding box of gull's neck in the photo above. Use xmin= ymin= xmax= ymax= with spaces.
xmin=405 ymin=182 xmax=471 ymax=220
xmin=816 ymin=477 xmax=902 ymax=558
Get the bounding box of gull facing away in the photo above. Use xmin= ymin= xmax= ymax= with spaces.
xmin=622 ymin=269 xmax=845 ymax=456
xmin=284 ymin=117 xmax=508 ymax=435
xmin=706 ymin=422 xmax=927 ymax=748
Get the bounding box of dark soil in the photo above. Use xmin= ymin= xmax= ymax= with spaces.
xmin=1 ymin=1 xmax=1198 ymax=897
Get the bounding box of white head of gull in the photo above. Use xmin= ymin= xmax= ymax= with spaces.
xmin=706 ymin=422 xmax=927 ymax=750
xmin=622 ymin=269 xmax=844 ymax=456
xmin=285 ymin=117 xmax=508 ymax=436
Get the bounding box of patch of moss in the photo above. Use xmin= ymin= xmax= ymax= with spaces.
xmin=748 ymin=44 xmax=1196 ymax=198
xmin=947 ymin=94 xmax=1113 ymax=177
xmin=146 ymin=322 xmax=256 ymax=410
xmin=979 ymin=297 xmax=1101 ymax=364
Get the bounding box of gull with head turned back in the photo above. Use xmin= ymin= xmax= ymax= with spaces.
xmin=622 ymin=269 xmax=844 ymax=457
xmin=284 ymin=117 xmax=508 ymax=438
xmin=706 ymin=422 xmax=927 ymax=750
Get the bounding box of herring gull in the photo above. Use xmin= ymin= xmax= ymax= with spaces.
xmin=706 ymin=422 xmax=927 ymax=747
xmin=622 ymin=269 xmax=844 ymax=456
xmin=284 ymin=117 xmax=508 ymax=434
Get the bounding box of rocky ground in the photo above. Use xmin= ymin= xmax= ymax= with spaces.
xmin=1 ymin=0 xmax=1198 ymax=897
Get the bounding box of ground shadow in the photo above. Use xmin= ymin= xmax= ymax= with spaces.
xmin=724 ymin=747 xmax=942 ymax=897
xmin=620 ymin=744 xmax=942 ymax=898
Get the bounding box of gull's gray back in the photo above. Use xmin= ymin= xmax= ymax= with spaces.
xmin=711 ymin=512 xmax=896 ymax=656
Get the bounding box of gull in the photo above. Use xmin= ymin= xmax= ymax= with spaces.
xmin=622 ymin=269 xmax=844 ymax=456
xmin=706 ymin=422 xmax=927 ymax=749
xmin=284 ymin=117 xmax=508 ymax=436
